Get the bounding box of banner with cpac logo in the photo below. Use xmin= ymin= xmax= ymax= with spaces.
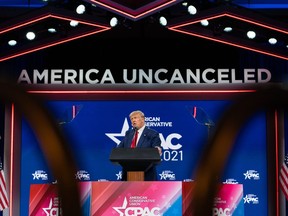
xmin=182 ymin=182 xmax=244 ymax=216
xmin=29 ymin=182 xmax=243 ymax=216
xmin=29 ymin=182 xmax=91 ymax=216
xmin=21 ymin=100 xmax=267 ymax=215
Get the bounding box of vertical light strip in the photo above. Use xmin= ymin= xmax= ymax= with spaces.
xmin=72 ymin=105 xmax=76 ymax=119
xmin=274 ymin=109 xmax=279 ymax=216
xmin=193 ymin=106 xmax=196 ymax=118
xmin=9 ymin=103 xmax=15 ymax=216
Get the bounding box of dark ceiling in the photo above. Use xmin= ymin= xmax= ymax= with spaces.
xmin=0 ymin=0 xmax=288 ymax=21
xmin=0 ymin=0 xmax=287 ymax=62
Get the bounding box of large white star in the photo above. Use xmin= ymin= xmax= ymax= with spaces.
xmin=106 ymin=118 xmax=130 ymax=145
xmin=42 ymin=199 xmax=53 ymax=216
xmin=113 ymin=197 xmax=128 ymax=216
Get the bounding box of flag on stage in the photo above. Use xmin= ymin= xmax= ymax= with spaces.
xmin=280 ymin=153 xmax=288 ymax=200
xmin=0 ymin=168 xmax=8 ymax=211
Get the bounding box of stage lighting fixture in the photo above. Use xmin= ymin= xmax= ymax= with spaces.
xmin=0 ymin=5 xmax=111 ymax=62
xmin=8 ymin=40 xmax=17 ymax=46
xmin=48 ymin=28 xmax=57 ymax=33
xmin=247 ymin=31 xmax=256 ymax=39
xmin=167 ymin=4 xmax=288 ymax=60
xmin=159 ymin=16 xmax=168 ymax=26
xmin=200 ymin=20 xmax=209 ymax=26
xmin=223 ymin=26 xmax=232 ymax=32
xmin=268 ymin=38 xmax=277 ymax=45
xmin=70 ymin=20 xmax=79 ymax=27
xmin=26 ymin=32 xmax=36 ymax=40
xmin=187 ymin=5 xmax=197 ymax=15
xmin=76 ymin=4 xmax=86 ymax=14
xmin=109 ymin=17 xmax=118 ymax=27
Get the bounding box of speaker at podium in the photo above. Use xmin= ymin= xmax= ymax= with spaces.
xmin=110 ymin=148 xmax=161 ymax=181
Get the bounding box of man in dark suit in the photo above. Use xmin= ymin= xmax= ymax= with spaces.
xmin=117 ymin=110 xmax=162 ymax=181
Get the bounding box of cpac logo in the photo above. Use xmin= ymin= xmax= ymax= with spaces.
xmin=116 ymin=171 xmax=122 ymax=180
xmin=106 ymin=118 xmax=182 ymax=150
xmin=42 ymin=198 xmax=62 ymax=216
xmin=113 ymin=197 xmax=161 ymax=216
xmin=243 ymin=194 xmax=259 ymax=204
xmin=32 ymin=170 xmax=48 ymax=180
xmin=159 ymin=170 xmax=176 ymax=180
xmin=159 ymin=133 xmax=182 ymax=150
xmin=212 ymin=208 xmax=231 ymax=216
xmin=243 ymin=170 xmax=260 ymax=180
xmin=75 ymin=170 xmax=90 ymax=180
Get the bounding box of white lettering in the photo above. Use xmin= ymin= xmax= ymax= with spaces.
xmin=34 ymin=69 xmax=49 ymax=84
xmin=258 ymin=68 xmax=271 ymax=83
xmin=169 ymin=69 xmax=185 ymax=83
xmin=160 ymin=133 xmax=182 ymax=150
xmin=231 ymin=69 xmax=242 ymax=83
xmin=125 ymin=207 xmax=161 ymax=216
xmin=65 ymin=69 xmax=77 ymax=84
xmin=154 ymin=68 xmax=168 ymax=83
xmin=51 ymin=69 xmax=63 ymax=84
xmin=17 ymin=69 xmax=31 ymax=83
xmin=17 ymin=68 xmax=272 ymax=84
xmin=218 ymin=68 xmax=230 ymax=83
xmin=186 ymin=68 xmax=201 ymax=83
xmin=202 ymin=68 xmax=215 ymax=83
xmin=213 ymin=208 xmax=231 ymax=216
xmin=244 ymin=68 xmax=256 ymax=83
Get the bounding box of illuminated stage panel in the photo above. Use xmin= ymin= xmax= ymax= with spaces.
xmin=0 ymin=6 xmax=111 ymax=62
xmin=29 ymin=182 xmax=243 ymax=215
xmin=182 ymin=182 xmax=244 ymax=216
xmin=29 ymin=182 xmax=92 ymax=215
xmin=168 ymin=5 xmax=288 ymax=60
xmin=91 ymin=181 xmax=182 ymax=215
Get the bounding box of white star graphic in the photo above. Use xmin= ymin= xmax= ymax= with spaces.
xmin=159 ymin=172 xmax=167 ymax=180
xmin=106 ymin=118 xmax=130 ymax=145
xmin=113 ymin=197 xmax=128 ymax=216
xmin=42 ymin=199 xmax=53 ymax=216
xmin=116 ymin=171 xmax=122 ymax=180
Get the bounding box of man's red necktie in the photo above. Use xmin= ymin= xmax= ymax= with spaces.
xmin=131 ymin=130 xmax=138 ymax=148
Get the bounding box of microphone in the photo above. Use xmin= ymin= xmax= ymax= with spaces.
xmin=133 ymin=126 xmax=138 ymax=131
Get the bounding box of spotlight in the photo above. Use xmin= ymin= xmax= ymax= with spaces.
xmin=200 ymin=20 xmax=209 ymax=27
xmin=8 ymin=40 xmax=17 ymax=46
xmin=223 ymin=26 xmax=232 ymax=32
xmin=268 ymin=38 xmax=277 ymax=45
xmin=110 ymin=17 xmax=118 ymax=27
xmin=76 ymin=4 xmax=86 ymax=14
xmin=182 ymin=2 xmax=188 ymax=7
xmin=247 ymin=31 xmax=256 ymax=39
xmin=48 ymin=28 xmax=57 ymax=33
xmin=187 ymin=5 xmax=197 ymax=15
xmin=167 ymin=4 xmax=288 ymax=60
xmin=26 ymin=32 xmax=36 ymax=40
xmin=159 ymin=16 xmax=167 ymax=26
xmin=70 ymin=20 xmax=79 ymax=27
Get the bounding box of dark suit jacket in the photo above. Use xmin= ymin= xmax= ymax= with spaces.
xmin=117 ymin=126 xmax=162 ymax=181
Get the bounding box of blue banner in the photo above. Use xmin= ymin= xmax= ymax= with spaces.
xmin=20 ymin=100 xmax=267 ymax=215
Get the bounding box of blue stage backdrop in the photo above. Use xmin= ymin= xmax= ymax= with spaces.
xmin=20 ymin=100 xmax=267 ymax=215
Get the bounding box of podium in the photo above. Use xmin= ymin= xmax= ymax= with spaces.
xmin=110 ymin=148 xmax=161 ymax=181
